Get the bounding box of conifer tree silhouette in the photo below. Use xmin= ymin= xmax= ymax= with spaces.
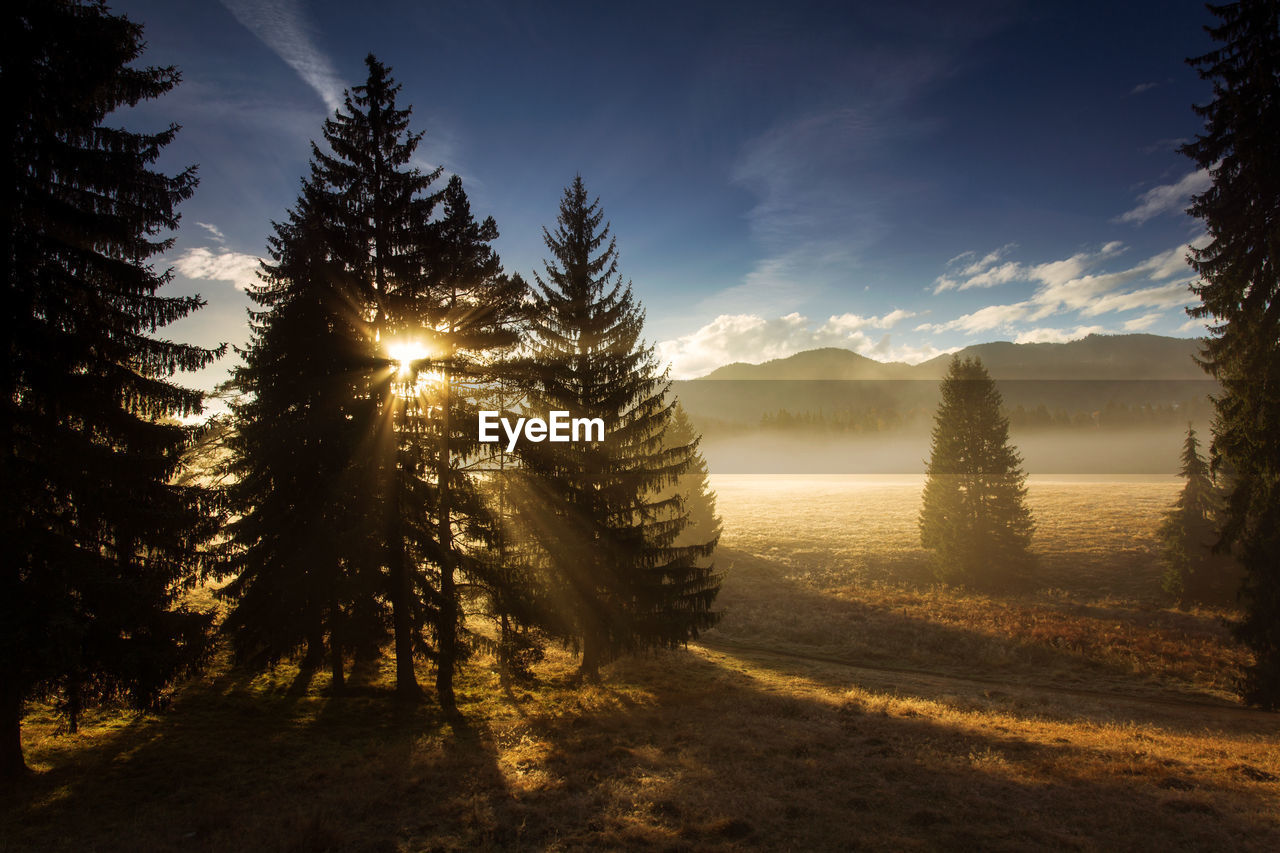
xmin=1158 ymin=426 xmax=1238 ymax=606
xmin=1180 ymin=0 xmax=1280 ymax=707
xmin=524 ymin=178 xmax=720 ymax=681
xmin=2 ymin=0 xmax=223 ymax=778
xmin=919 ymin=357 xmax=1034 ymax=588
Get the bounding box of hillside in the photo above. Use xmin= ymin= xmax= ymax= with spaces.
xmin=698 ymin=334 xmax=1205 ymax=381
xmin=702 ymin=347 xmax=917 ymax=380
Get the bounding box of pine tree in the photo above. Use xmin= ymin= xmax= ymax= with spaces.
xmin=221 ymin=184 xmax=383 ymax=691
xmin=919 ymin=357 xmax=1034 ymax=588
xmin=472 ymin=344 xmax=551 ymax=687
xmin=419 ymin=175 xmax=527 ymax=711
xmin=1180 ymin=0 xmax=1280 ymax=707
xmin=662 ymin=402 xmax=722 ymax=551
xmin=2 ymin=0 xmax=223 ymax=779
xmin=1158 ymin=426 xmax=1238 ymax=606
xmin=523 ymin=177 xmax=720 ymax=681
xmin=309 ymin=55 xmax=441 ymax=698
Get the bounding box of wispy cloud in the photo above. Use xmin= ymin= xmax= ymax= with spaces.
xmin=173 ymin=247 xmax=263 ymax=292
xmin=934 ymin=241 xmax=1123 ymax=295
xmin=699 ymin=243 xmax=858 ymax=316
xmin=220 ymin=0 xmax=345 ymax=113
xmin=721 ymin=86 xmax=945 ymax=311
xmin=1082 ymin=281 xmax=1193 ymax=316
xmin=195 ymin=222 xmax=226 ymax=244
xmin=1141 ymin=137 xmax=1190 ymax=155
xmin=1122 ymin=312 xmax=1164 ymax=331
xmin=657 ymin=310 xmax=930 ymax=378
xmin=917 ymin=302 xmax=1032 ymax=335
xmin=1116 ymin=169 xmax=1211 ymax=224
xmin=1014 ymin=325 xmax=1108 ymax=345
xmin=1129 ymin=81 xmax=1158 ymax=96
xmin=919 ymin=241 xmax=1199 ymax=335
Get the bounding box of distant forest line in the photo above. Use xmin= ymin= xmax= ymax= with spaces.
xmin=674 ymin=379 xmax=1217 ymax=438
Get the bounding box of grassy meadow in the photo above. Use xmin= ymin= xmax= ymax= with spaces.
xmin=4 ymin=475 xmax=1279 ymax=851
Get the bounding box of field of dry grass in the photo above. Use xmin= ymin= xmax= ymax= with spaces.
xmin=711 ymin=475 xmax=1250 ymax=700
xmin=4 ymin=475 xmax=1278 ymax=851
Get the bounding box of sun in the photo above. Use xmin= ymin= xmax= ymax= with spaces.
xmin=386 ymin=339 xmax=433 ymax=379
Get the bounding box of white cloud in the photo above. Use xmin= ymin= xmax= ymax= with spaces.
xmin=924 ymin=240 xmax=1198 ymax=337
xmin=934 ymin=241 xmax=1124 ymax=295
xmin=1129 ymin=82 xmax=1158 ymax=95
xmin=1177 ymin=318 xmax=1209 ymax=334
xmin=196 ymin=222 xmax=226 ymax=243
xmin=1013 ymin=325 xmax=1108 ymax=345
xmin=1081 ymin=281 xmax=1194 ymax=316
xmin=1122 ymin=312 xmax=1164 ymax=331
xmin=220 ymin=0 xmax=345 ymax=113
xmin=916 ymin=302 xmax=1032 ymax=335
xmin=173 ymin=247 xmax=262 ymax=291
xmin=1117 ymin=169 xmax=1211 ymax=224
xmin=819 ymin=309 xmax=916 ymax=336
xmin=657 ymin=310 xmax=931 ymax=378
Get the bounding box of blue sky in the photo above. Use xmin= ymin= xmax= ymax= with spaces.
xmin=111 ymin=0 xmax=1216 ymax=386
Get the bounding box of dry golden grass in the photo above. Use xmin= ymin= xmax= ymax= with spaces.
xmin=4 ymin=474 xmax=1277 ymax=851
xmin=711 ymin=475 xmax=1248 ymax=699
xmin=713 ymin=474 xmax=1181 ymax=595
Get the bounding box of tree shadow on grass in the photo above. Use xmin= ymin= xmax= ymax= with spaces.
xmin=497 ymin=650 xmax=1280 ymax=851
xmin=3 ymin=658 xmax=518 ymax=852
xmin=1 ymin=544 xmax=1267 ymax=851
xmin=709 ymin=546 xmax=1245 ymax=711
xmin=4 ymin=642 xmax=1278 ymax=851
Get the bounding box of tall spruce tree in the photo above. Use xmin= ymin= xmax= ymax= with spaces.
xmin=1181 ymin=0 xmax=1280 ymax=707
xmin=919 ymin=357 xmax=1034 ymax=588
xmin=2 ymin=0 xmax=222 ymax=778
xmin=310 ymin=55 xmax=441 ymax=698
xmin=419 ymin=175 xmax=527 ymax=711
xmin=221 ymin=184 xmax=383 ymax=691
xmin=473 ymin=345 xmax=551 ymax=687
xmin=524 ymin=177 xmax=720 ymax=681
xmin=1158 ymin=426 xmax=1238 ymax=606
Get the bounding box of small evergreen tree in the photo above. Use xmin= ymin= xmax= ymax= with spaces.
xmin=919 ymin=357 xmax=1034 ymax=588
xmin=1181 ymin=0 xmax=1280 ymax=707
xmin=2 ymin=0 xmax=222 ymax=779
xmin=661 ymin=402 xmax=722 ymax=551
xmin=523 ymin=177 xmax=720 ymax=680
xmin=1158 ymin=426 xmax=1239 ymax=606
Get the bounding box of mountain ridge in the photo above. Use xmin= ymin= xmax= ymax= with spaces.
xmin=696 ymin=334 xmax=1206 ymax=381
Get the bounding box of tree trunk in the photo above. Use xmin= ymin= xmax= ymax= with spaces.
xmin=1 ymin=678 xmax=26 ymax=781
xmin=387 ymin=394 xmax=420 ymax=700
xmin=328 ymin=599 xmax=345 ymax=694
xmin=579 ymin=626 xmax=603 ymax=684
xmin=303 ymin=621 xmax=325 ymax=670
xmin=498 ymin=612 xmax=512 ymax=689
xmin=66 ymin=675 xmax=81 ymax=735
xmin=435 ymin=366 xmax=458 ymax=714
xmin=390 ymin=534 xmax=420 ymax=699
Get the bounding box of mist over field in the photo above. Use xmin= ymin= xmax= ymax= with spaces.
xmin=699 ymin=427 xmax=1192 ymax=474
xmin=674 ymin=371 xmax=1215 ymax=475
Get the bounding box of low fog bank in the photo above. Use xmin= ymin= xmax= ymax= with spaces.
xmin=700 ymin=427 xmax=1191 ymax=475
